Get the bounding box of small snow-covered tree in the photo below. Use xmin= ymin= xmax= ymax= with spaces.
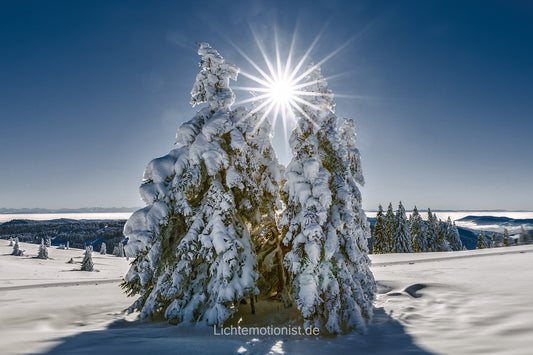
xmin=372 ymin=205 xmax=388 ymax=254
xmin=410 ymin=206 xmax=428 ymax=252
xmin=519 ymin=226 xmax=530 ymax=245
xmin=9 ymin=237 xmax=14 ymax=246
xmin=502 ymin=228 xmax=510 ymax=247
xmin=390 ymin=202 xmax=412 ymax=253
xmin=122 ymin=43 xmax=260 ymax=327
xmin=384 ymin=203 xmax=395 ymax=251
xmin=11 ymin=239 xmax=23 ymax=256
xmin=280 ymin=65 xmax=375 ymax=334
xmin=490 ymin=233 xmax=498 ymax=248
xmin=100 ymin=242 xmax=107 ymax=255
xmin=81 ymin=246 xmax=94 ymax=271
xmin=114 ymin=242 xmax=125 ymax=257
xmin=444 ymin=217 xmax=462 ymax=251
xmin=37 ymin=238 xmax=49 ymax=259
xmin=46 ymin=237 xmax=52 ymax=247
xmin=66 ymin=241 xmax=69 ymax=249
xmin=434 ymin=218 xmax=451 ymax=252
xmin=477 ymin=231 xmax=489 ymax=249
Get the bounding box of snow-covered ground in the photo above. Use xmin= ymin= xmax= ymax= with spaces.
xmin=1 ymin=241 xmax=532 ymax=354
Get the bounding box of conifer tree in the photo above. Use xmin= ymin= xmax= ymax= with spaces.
xmin=280 ymin=65 xmax=375 ymax=334
xmin=100 ymin=242 xmax=107 ymax=255
xmin=46 ymin=237 xmax=51 ymax=247
xmin=435 ymin=218 xmax=451 ymax=252
xmin=9 ymin=237 xmax=14 ymax=246
xmin=502 ymin=228 xmax=510 ymax=247
xmin=425 ymin=209 xmax=438 ymax=252
xmin=122 ymin=43 xmax=261 ymax=326
xmin=372 ymin=205 xmax=388 ymax=254
xmin=37 ymin=238 xmax=49 ymax=259
xmin=390 ymin=202 xmax=412 ymax=253
xmin=11 ymin=239 xmax=23 ymax=256
xmin=115 ymin=242 xmax=125 ymax=257
xmin=81 ymin=246 xmax=94 ymax=271
xmin=66 ymin=241 xmax=69 ymax=249
xmin=477 ymin=231 xmax=489 ymax=249
xmin=444 ymin=217 xmax=462 ymax=251
xmin=519 ymin=226 xmax=530 ymax=245
xmin=384 ymin=203 xmax=395 ymax=252
xmin=490 ymin=233 xmax=498 ymax=248
xmin=410 ymin=206 xmax=428 ymax=252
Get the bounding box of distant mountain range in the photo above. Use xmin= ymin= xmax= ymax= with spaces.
xmin=0 ymin=207 xmax=141 ymax=214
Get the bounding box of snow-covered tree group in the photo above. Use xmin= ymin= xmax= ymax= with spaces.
xmin=100 ymin=242 xmax=107 ymax=255
xmin=122 ymin=43 xmax=374 ymax=334
xmin=372 ymin=204 xmax=462 ymax=253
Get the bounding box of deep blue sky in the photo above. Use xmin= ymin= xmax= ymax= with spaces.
xmin=1 ymin=0 xmax=532 ymax=210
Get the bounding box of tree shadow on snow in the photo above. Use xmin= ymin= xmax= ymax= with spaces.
xmin=40 ymin=306 xmax=433 ymax=355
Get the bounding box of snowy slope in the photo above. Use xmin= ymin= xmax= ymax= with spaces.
xmin=1 ymin=241 xmax=532 ymax=354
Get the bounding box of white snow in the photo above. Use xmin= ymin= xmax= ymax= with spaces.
xmin=3 ymin=237 xmax=532 ymax=354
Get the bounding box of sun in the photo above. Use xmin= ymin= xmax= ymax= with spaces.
xmin=267 ymin=76 xmax=297 ymax=106
xmin=229 ymin=26 xmax=361 ymax=138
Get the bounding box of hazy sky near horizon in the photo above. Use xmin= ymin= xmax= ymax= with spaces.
xmin=1 ymin=0 xmax=532 ymax=210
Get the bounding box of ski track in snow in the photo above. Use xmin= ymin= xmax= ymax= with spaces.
xmin=1 ymin=241 xmax=533 ymax=354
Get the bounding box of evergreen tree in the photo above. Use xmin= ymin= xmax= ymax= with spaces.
xmin=444 ymin=217 xmax=462 ymax=251
xmin=66 ymin=241 xmax=69 ymax=249
xmin=115 ymin=242 xmax=125 ymax=257
xmin=81 ymin=246 xmax=94 ymax=271
xmin=280 ymin=65 xmax=375 ymax=334
xmin=410 ymin=206 xmax=428 ymax=253
xmin=372 ymin=205 xmax=388 ymax=254
xmin=384 ymin=203 xmax=395 ymax=252
xmin=490 ymin=233 xmax=498 ymax=248
xmin=390 ymin=202 xmax=412 ymax=253
xmin=37 ymin=238 xmax=49 ymax=259
xmin=435 ymin=218 xmax=451 ymax=252
xmin=477 ymin=231 xmax=489 ymax=249
xmin=11 ymin=239 xmax=23 ymax=256
xmin=9 ymin=237 xmax=14 ymax=246
xmin=46 ymin=237 xmax=52 ymax=247
xmin=122 ymin=43 xmax=260 ymax=326
xmin=425 ymin=209 xmax=438 ymax=252
xmin=519 ymin=226 xmax=530 ymax=245
xmin=100 ymin=242 xmax=107 ymax=255
xmin=502 ymin=228 xmax=510 ymax=247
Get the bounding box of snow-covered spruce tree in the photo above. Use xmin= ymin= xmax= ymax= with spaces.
xmin=519 ymin=226 xmax=530 ymax=245
xmin=444 ymin=217 xmax=462 ymax=251
xmin=9 ymin=237 xmax=14 ymax=246
xmin=390 ymin=202 xmax=412 ymax=253
xmin=100 ymin=242 xmax=107 ymax=255
xmin=37 ymin=238 xmax=49 ymax=259
xmin=115 ymin=241 xmax=125 ymax=257
xmin=477 ymin=231 xmax=489 ymax=249
xmin=122 ymin=43 xmax=262 ymax=326
xmin=46 ymin=237 xmax=51 ymax=247
xmin=503 ymin=228 xmax=510 ymax=247
xmin=425 ymin=209 xmax=439 ymax=252
xmin=11 ymin=239 xmax=23 ymax=256
xmin=280 ymin=65 xmax=375 ymax=334
xmin=372 ymin=205 xmax=388 ymax=254
xmin=384 ymin=203 xmax=395 ymax=252
xmin=66 ymin=241 xmax=69 ymax=249
xmin=409 ymin=206 xmax=428 ymax=252
xmin=490 ymin=233 xmax=498 ymax=248
xmin=434 ymin=218 xmax=451 ymax=252
xmin=81 ymin=246 xmax=94 ymax=271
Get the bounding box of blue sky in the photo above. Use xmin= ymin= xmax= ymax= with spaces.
xmin=1 ymin=0 xmax=532 ymax=210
